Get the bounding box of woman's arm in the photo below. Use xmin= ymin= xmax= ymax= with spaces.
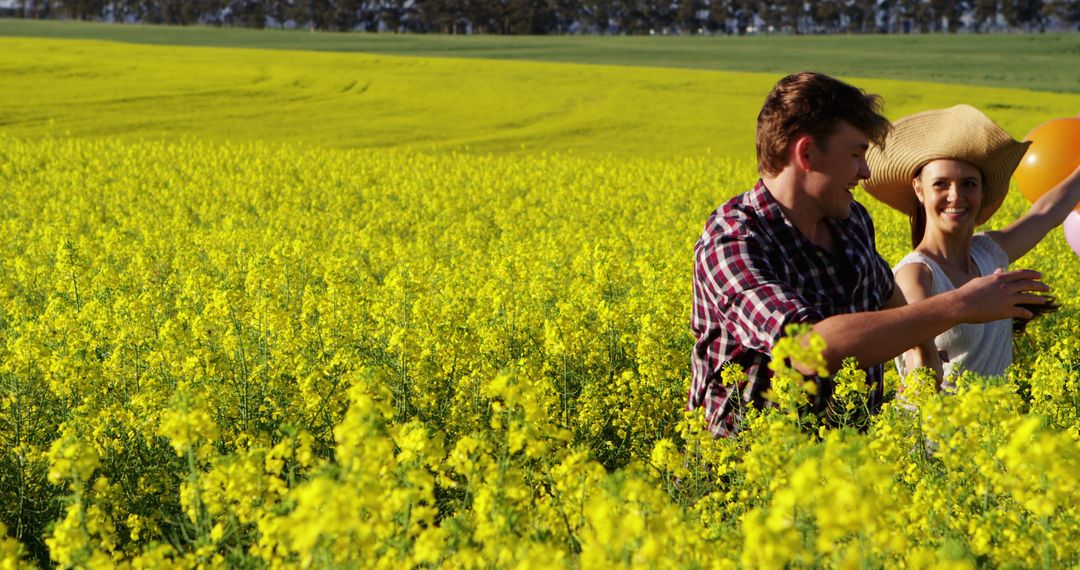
xmin=989 ymin=164 xmax=1080 ymax=263
xmin=893 ymin=263 xmax=945 ymax=389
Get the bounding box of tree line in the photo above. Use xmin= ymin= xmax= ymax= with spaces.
xmin=6 ymin=0 xmax=1078 ymax=34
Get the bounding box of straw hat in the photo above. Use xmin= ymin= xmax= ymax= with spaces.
xmin=862 ymin=104 xmax=1029 ymax=225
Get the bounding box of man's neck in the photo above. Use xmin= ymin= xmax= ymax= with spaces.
xmin=760 ymin=172 xmax=834 ymax=252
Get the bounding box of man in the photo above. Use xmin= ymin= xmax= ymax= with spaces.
xmin=689 ymin=72 xmax=1049 ymax=437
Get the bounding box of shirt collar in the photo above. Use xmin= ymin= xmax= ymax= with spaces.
xmin=746 ymin=179 xmax=787 ymax=224
xmin=748 ymin=178 xmax=853 ymax=253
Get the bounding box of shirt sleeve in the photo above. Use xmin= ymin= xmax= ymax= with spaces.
xmin=696 ymin=228 xmax=824 ymax=353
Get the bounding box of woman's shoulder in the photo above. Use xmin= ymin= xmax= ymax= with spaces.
xmin=893 ymin=256 xmax=936 ymax=298
xmin=893 ymin=249 xmax=938 ymax=275
xmin=971 ymin=232 xmax=998 ymax=250
xmin=972 ymin=232 xmax=1010 ymax=271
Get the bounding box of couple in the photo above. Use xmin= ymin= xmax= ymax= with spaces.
xmin=689 ymin=72 xmax=1080 ymax=437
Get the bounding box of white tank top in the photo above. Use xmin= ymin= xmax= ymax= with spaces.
xmin=893 ymin=233 xmax=1013 ymax=386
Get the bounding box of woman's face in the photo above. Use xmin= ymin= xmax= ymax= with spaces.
xmin=914 ymin=159 xmax=983 ymax=238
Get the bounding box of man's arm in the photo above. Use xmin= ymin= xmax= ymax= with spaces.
xmin=794 ymin=268 xmax=1048 ymax=376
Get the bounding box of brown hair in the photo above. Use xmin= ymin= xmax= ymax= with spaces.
xmin=756 ymin=72 xmax=891 ymax=177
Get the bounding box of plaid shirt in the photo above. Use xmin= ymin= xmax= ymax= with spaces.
xmin=689 ymin=180 xmax=894 ymax=437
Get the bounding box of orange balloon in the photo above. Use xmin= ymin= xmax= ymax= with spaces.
xmin=1013 ymin=117 xmax=1080 ymax=210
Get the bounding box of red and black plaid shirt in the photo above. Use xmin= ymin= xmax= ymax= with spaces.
xmin=690 ymin=180 xmax=894 ymax=437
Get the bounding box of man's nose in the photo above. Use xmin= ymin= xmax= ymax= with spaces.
xmin=858 ymin=157 xmax=871 ymax=180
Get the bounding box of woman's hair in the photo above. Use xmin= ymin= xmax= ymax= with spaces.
xmin=756 ymin=72 xmax=891 ymax=177
xmin=909 ymin=200 xmax=927 ymax=249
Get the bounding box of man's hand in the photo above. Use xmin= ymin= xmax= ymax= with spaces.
xmin=952 ymin=268 xmax=1050 ymax=323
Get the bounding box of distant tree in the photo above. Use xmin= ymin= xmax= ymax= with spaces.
xmin=652 ymin=0 xmax=677 ymax=32
xmin=484 ymin=0 xmax=507 ymax=31
xmin=139 ymin=0 xmax=175 ymax=23
xmin=1043 ymin=0 xmax=1080 ymax=29
xmin=610 ymin=0 xmax=648 ymax=32
xmin=755 ymin=0 xmax=805 ymax=33
xmin=930 ymin=0 xmax=968 ymax=31
xmin=1002 ymin=0 xmax=1044 ymax=29
xmin=845 ymin=0 xmax=877 ymax=33
xmin=546 ymin=0 xmax=580 ymax=32
xmin=467 ymin=0 xmax=498 ymax=33
xmin=377 ymin=0 xmax=408 ymax=31
xmin=61 ymin=0 xmax=107 ymax=19
xmin=577 ymin=0 xmax=615 ymax=31
xmin=676 ymin=0 xmax=710 ymax=32
xmin=701 ymin=0 xmax=723 ymax=32
xmin=287 ymin=0 xmax=335 ymax=29
xmin=876 ymin=0 xmax=892 ymax=31
xmin=755 ymin=0 xmax=781 ymax=31
xmin=811 ymin=0 xmax=845 ymax=33
xmin=15 ymin=0 xmax=52 ymax=18
xmin=971 ymin=0 xmax=998 ymax=30
xmin=330 ymin=0 xmax=358 ymax=29
xmin=132 ymin=0 xmax=222 ymax=24
xmin=912 ymin=0 xmax=935 ymax=31
xmin=730 ymin=0 xmax=756 ymax=33
xmin=419 ymin=0 xmax=470 ymax=32
xmin=780 ymin=0 xmax=806 ymax=33
xmin=12 ymin=0 xmax=1078 ymax=34
xmin=893 ymin=0 xmax=916 ymax=32
xmin=504 ymin=0 xmax=558 ymax=32
xmin=264 ymin=0 xmax=294 ymax=27
xmin=703 ymin=0 xmax=735 ymax=32
xmin=890 ymin=0 xmax=936 ymax=32
xmin=229 ymin=0 xmax=267 ymax=27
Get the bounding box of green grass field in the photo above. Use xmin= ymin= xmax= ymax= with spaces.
xmin=2 ymin=34 xmax=1079 ymax=158
xmin=2 ymin=19 xmax=1079 ymax=93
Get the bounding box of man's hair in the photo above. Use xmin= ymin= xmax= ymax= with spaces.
xmin=756 ymin=72 xmax=891 ymax=177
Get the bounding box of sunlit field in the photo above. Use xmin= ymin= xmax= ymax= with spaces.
xmin=3 ymin=18 xmax=1080 ymax=93
xmin=1 ymin=29 xmax=1080 ymax=568
xmin=3 ymin=37 xmax=1080 ymax=158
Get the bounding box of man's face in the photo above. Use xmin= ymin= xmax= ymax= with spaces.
xmin=803 ymin=121 xmax=872 ymax=220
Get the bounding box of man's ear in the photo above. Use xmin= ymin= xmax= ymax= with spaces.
xmin=792 ymin=135 xmax=815 ymax=172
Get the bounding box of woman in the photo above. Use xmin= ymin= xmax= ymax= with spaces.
xmin=863 ymin=104 xmax=1080 ymax=390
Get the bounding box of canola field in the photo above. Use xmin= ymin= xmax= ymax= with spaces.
xmin=1 ymin=33 xmax=1080 ymax=569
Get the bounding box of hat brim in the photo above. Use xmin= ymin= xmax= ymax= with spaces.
xmin=863 ymin=105 xmax=1029 ymax=226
